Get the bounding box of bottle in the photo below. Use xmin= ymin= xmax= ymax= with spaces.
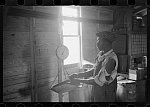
xmin=144 ymin=56 xmax=147 ymax=67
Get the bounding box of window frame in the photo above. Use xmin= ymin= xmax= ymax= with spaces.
xmin=61 ymin=6 xmax=82 ymax=67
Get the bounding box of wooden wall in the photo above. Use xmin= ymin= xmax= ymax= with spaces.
xmin=112 ymin=6 xmax=132 ymax=73
xmin=3 ymin=6 xmax=60 ymax=102
xmin=34 ymin=6 xmax=60 ymax=102
xmin=112 ymin=6 xmax=129 ymax=55
xmin=3 ymin=7 xmax=31 ymax=102
xmin=3 ymin=6 xmax=85 ymax=102
xmin=82 ymin=7 xmax=113 ymax=63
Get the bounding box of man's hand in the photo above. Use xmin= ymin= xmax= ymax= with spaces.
xmin=69 ymin=73 xmax=79 ymax=80
xmin=70 ymin=78 xmax=81 ymax=85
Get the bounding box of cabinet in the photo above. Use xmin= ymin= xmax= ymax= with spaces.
xmin=117 ymin=80 xmax=136 ymax=102
xmin=128 ymin=32 xmax=147 ymax=57
xmin=117 ymin=79 xmax=146 ymax=102
xmin=136 ymin=80 xmax=146 ymax=102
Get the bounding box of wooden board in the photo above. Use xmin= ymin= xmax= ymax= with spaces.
xmin=37 ymin=69 xmax=58 ymax=80
xmin=3 ymin=12 xmax=31 ymax=102
xmin=98 ymin=24 xmax=113 ymax=32
xmin=3 ymin=31 xmax=30 ymax=42
xmin=35 ymin=18 xmax=58 ymax=32
xmin=3 ymin=31 xmax=30 ymax=60
xmin=4 ymin=77 xmax=59 ymax=102
xmin=82 ymin=23 xmax=97 ymax=63
xmin=34 ymin=54 xmax=58 ymax=65
xmin=35 ymin=62 xmax=51 ymax=72
xmin=34 ymin=32 xmax=58 ymax=46
xmin=3 ymin=16 xmax=30 ymax=32
xmin=34 ymin=45 xmax=57 ymax=58
xmin=3 ymin=90 xmax=31 ymax=102
xmin=3 ymin=8 xmax=59 ymax=102
xmin=34 ymin=6 xmax=59 ymax=15
xmin=17 ymin=97 xmax=31 ymax=102
xmin=113 ymin=34 xmax=127 ymax=54
xmin=3 ymin=57 xmax=31 ymax=69
xmin=82 ymin=23 xmax=97 ymax=32
xmin=3 ymin=77 xmax=58 ymax=101
xmin=34 ymin=56 xmax=51 ymax=65
xmin=3 ymin=65 xmax=30 ymax=78
xmin=7 ymin=7 xmax=113 ymax=25
xmin=3 ymin=82 xmax=30 ymax=96
xmin=82 ymin=7 xmax=99 ymax=20
xmin=82 ymin=6 xmax=113 ymax=20
xmin=11 ymin=6 xmax=33 ymax=10
xmin=4 ymin=64 xmax=58 ymax=82
xmin=3 ymin=73 xmax=30 ymax=87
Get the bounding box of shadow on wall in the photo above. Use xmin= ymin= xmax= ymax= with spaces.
xmin=19 ymin=86 xmax=31 ymax=97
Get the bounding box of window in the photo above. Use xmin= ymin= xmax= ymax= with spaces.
xmin=62 ymin=20 xmax=78 ymax=35
xmin=62 ymin=7 xmax=78 ymax=17
xmin=61 ymin=7 xmax=82 ymax=65
xmin=63 ymin=37 xmax=80 ymax=64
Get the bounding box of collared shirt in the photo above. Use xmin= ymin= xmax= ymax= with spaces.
xmin=97 ymin=49 xmax=113 ymax=63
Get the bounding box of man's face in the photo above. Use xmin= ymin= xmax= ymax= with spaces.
xmin=96 ymin=37 xmax=104 ymax=51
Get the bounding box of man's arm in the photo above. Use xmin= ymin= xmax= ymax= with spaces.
xmin=72 ymin=59 xmax=116 ymax=86
xmin=104 ymin=58 xmax=116 ymax=84
xmin=93 ymin=58 xmax=116 ymax=86
xmin=77 ymin=68 xmax=95 ymax=78
xmin=105 ymin=58 xmax=116 ymax=74
xmin=71 ymin=78 xmax=98 ymax=85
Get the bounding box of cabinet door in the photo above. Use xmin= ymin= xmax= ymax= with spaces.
xmin=136 ymin=80 xmax=146 ymax=102
xmin=126 ymin=83 xmax=136 ymax=102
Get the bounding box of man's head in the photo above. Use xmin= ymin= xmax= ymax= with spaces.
xmin=96 ymin=31 xmax=117 ymax=51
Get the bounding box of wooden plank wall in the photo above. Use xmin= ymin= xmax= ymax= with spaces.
xmin=33 ymin=6 xmax=60 ymax=102
xmin=112 ymin=6 xmax=131 ymax=55
xmin=82 ymin=7 xmax=113 ymax=63
xmin=3 ymin=6 xmax=60 ymax=102
xmin=3 ymin=7 xmax=31 ymax=102
xmin=82 ymin=7 xmax=98 ymax=63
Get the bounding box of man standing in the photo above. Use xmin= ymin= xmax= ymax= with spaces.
xmin=69 ymin=31 xmax=118 ymax=102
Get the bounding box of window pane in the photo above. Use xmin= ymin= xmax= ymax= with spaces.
xmin=63 ymin=37 xmax=80 ymax=65
xmin=62 ymin=7 xmax=78 ymax=17
xmin=63 ymin=20 xmax=78 ymax=35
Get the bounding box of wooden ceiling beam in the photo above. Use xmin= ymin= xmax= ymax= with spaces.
xmin=7 ymin=7 xmax=113 ymax=25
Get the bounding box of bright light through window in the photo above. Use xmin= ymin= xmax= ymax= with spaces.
xmin=62 ymin=20 xmax=78 ymax=35
xmin=62 ymin=7 xmax=81 ymax=65
xmin=63 ymin=37 xmax=80 ymax=65
xmin=62 ymin=7 xmax=78 ymax=17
